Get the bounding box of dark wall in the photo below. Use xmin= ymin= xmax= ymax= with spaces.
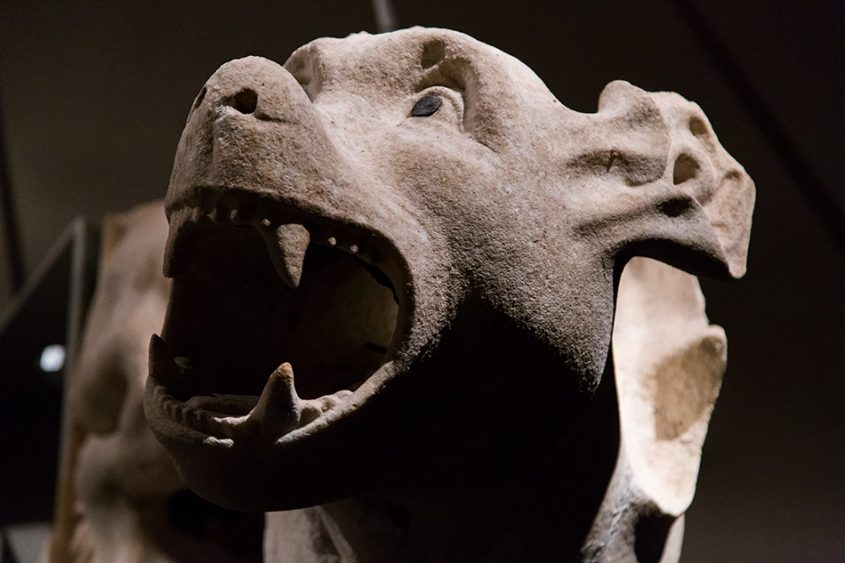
xmin=0 ymin=1 xmax=842 ymax=560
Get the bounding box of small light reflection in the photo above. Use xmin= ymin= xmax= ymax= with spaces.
xmin=39 ymin=344 xmax=66 ymax=373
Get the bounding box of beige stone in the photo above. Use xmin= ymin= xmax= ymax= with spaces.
xmin=143 ymin=28 xmax=754 ymax=561
xmin=584 ymin=257 xmax=728 ymax=561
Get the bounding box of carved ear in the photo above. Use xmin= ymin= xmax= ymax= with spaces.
xmin=612 ymin=257 xmax=726 ymax=516
xmin=569 ymin=81 xmax=755 ymax=279
xmin=586 ymin=258 xmax=724 ymax=557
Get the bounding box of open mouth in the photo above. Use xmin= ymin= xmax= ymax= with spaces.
xmin=148 ymin=188 xmax=409 ymax=447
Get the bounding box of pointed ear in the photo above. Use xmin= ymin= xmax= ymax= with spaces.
xmin=569 ymin=81 xmax=755 ymax=279
xmin=612 ymin=257 xmax=726 ymax=516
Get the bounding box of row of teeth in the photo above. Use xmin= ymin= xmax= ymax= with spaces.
xmin=164 ymin=199 xmax=371 ymax=287
xmin=149 ymin=335 xmax=353 ymax=446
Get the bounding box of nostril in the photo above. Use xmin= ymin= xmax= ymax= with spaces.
xmin=688 ymin=116 xmax=708 ymax=137
xmin=658 ymin=198 xmax=690 ymax=218
xmin=227 ymin=88 xmax=258 ymax=114
xmin=673 ymin=153 xmax=700 ymax=185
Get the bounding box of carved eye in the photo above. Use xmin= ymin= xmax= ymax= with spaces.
xmin=411 ymin=94 xmax=442 ymax=117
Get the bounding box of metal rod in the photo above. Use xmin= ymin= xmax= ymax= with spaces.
xmin=0 ymin=82 xmax=25 ymax=291
xmin=371 ymin=0 xmax=397 ymax=33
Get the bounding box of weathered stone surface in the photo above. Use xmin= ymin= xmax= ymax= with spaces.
xmin=143 ymin=27 xmax=754 ymax=561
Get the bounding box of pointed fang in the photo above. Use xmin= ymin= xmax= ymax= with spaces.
xmin=248 ymin=362 xmax=302 ymax=435
xmin=258 ymin=223 xmax=310 ymax=289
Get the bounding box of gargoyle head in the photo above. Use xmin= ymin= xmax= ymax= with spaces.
xmin=144 ymin=27 xmax=753 ymax=511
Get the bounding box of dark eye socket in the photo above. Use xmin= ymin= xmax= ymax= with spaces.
xmin=411 ymin=94 xmax=442 ymax=117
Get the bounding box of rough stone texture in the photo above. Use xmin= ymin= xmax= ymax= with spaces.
xmin=50 ymin=202 xmax=262 ymax=563
xmin=143 ymin=28 xmax=754 ymax=561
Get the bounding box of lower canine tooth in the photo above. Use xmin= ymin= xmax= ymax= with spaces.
xmin=247 ymin=363 xmax=301 ymax=435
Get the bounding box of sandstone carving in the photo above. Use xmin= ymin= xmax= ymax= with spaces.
xmin=143 ymin=27 xmax=754 ymax=561
xmin=585 ymin=257 xmax=729 ymax=561
xmin=50 ymin=202 xmax=262 ymax=563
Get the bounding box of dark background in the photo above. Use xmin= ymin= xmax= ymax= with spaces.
xmin=0 ymin=2 xmax=842 ymax=560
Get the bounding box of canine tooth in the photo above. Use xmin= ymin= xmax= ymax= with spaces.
xmin=149 ymin=335 xmax=185 ymax=393
xmin=247 ymin=363 xmax=301 ymax=435
xmin=349 ymin=244 xmax=359 ymax=254
xmin=257 ymin=223 xmax=310 ymax=289
xmin=327 ymin=236 xmax=337 ymax=246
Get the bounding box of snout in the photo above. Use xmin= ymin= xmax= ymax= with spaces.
xmin=191 ymin=56 xmax=309 ymax=124
xmin=665 ymin=101 xmax=755 ymax=278
xmin=166 ymin=56 xmax=352 ymax=213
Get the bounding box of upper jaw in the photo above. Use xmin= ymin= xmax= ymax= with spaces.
xmin=146 ymin=184 xmax=415 ymax=451
xmin=163 ymin=185 xmax=409 ymax=293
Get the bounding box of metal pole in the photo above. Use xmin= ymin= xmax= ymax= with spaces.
xmin=371 ymin=0 xmax=397 ymax=33
xmin=0 ymin=83 xmax=25 ymax=291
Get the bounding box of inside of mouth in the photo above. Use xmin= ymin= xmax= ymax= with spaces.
xmin=164 ymin=224 xmax=399 ymax=401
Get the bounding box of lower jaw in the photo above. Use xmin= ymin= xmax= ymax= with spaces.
xmin=146 ymin=335 xmax=399 ymax=450
xmin=143 ymin=361 xmax=404 ymax=511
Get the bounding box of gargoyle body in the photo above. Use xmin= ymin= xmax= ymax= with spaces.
xmin=143 ymin=28 xmax=754 ymax=561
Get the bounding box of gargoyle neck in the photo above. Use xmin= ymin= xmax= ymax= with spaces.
xmin=265 ymin=363 xmax=620 ymax=562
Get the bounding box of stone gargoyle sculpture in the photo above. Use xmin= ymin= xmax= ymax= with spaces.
xmin=143 ymin=28 xmax=754 ymax=561
xmin=50 ymin=202 xmax=263 ymax=563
